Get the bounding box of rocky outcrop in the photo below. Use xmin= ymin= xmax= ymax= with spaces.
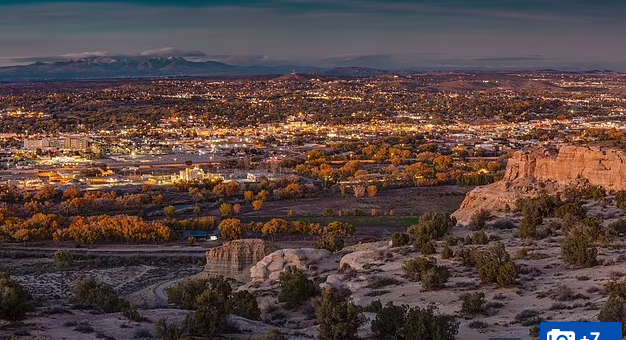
xmin=453 ymin=146 xmax=626 ymax=224
xmin=250 ymin=248 xmax=341 ymax=282
xmin=203 ymin=239 xmax=277 ymax=282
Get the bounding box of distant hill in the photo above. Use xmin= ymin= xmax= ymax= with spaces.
xmin=0 ymin=56 xmax=326 ymax=81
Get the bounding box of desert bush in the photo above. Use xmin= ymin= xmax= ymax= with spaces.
xmin=598 ymin=279 xmax=626 ymax=334
xmin=616 ymin=190 xmax=626 ymax=210
xmin=469 ymin=209 xmax=491 ymax=231
xmin=421 ymin=267 xmax=451 ymax=291
xmin=71 ymin=276 xmax=120 ymax=313
xmin=317 ymin=287 xmax=365 ymax=340
xmin=407 ymin=212 xmax=456 ymax=248
xmin=391 ymin=232 xmax=410 ymax=247
xmin=182 ymin=289 xmax=229 ymax=339
xmin=52 ymin=250 xmax=74 ymax=269
xmin=264 ymin=330 xmax=287 ymax=340
xmin=229 ymin=290 xmax=261 ymax=320
xmin=444 ymin=235 xmax=459 ymax=246
xmin=607 ymin=219 xmax=626 ymax=236
xmin=119 ymin=299 xmax=142 ymax=321
xmin=133 ymin=328 xmax=152 ymax=339
xmin=456 ymin=247 xmax=479 ymax=267
xmin=491 ymin=219 xmax=516 ymax=230
xmin=155 ymin=318 xmax=186 ymax=340
xmin=166 ymin=277 xmax=232 ymax=310
xmin=315 ymin=234 xmax=344 ymax=252
xmin=460 ymin=292 xmax=485 ymax=316
xmin=278 ymin=267 xmax=318 ymax=309
xmin=370 ymin=302 xmax=407 ymax=339
xmin=441 ymin=245 xmax=454 ymax=259
xmin=475 ymin=242 xmax=519 ymax=287
xmin=0 ymin=271 xmax=33 ymax=321
xmin=561 ymin=229 xmax=597 ymax=267
xmin=469 ymin=230 xmax=489 ymax=245
xmin=404 ymin=304 xmax=459 ymax=340
xmin=402 ymin=257 xmax=435 ymax=281
xmin=420 ymin=241 xmax=436 ymax=255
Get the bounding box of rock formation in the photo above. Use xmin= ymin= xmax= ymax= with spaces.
xmin=453 ymin=145 xmax=626 ymax=224
xmin=203 ymin=239 xmax=277 ymax=282
xmin=250 ymin=248 xmax=341 ymax=282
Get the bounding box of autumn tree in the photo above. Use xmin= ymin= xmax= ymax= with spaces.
xmin=164 ymin=205 xmax=177 ymax=219
xmin=367 ymin=185 xmax=378 ymax=197
xmin=252 ymin=200 xmax=264 ymax=211
xmin=219 ymin=218 xmax=247 ymax=240
xmin=220 ymin=203 xmax=234 ymax=217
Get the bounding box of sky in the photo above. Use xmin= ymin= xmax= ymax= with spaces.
xmin=0 ymin=0 xmax=625 ymax=69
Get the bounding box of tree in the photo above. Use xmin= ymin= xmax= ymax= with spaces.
xmin=183 ymin=289 xmax=228 ymax=339
xmin=460 ymin=292 xmax=485 ymax=316
xmin=367 ymin=185 xmax=378 ymax=197
xmin=407 ymin=212 xmax=456 ymax=248
xmin=52 ymin=250 xmax=74 ymax=269
xmin=164 ymin=205 xmax=177 ymax=219
xmin=252 ymin=199 xmax=264 ymax=211
xmin=468 ymin=209 xmax=491 ymax=231
xmin=421 ymin=266 xmax=451 ymax=291
xmin=403 ymin=304 xmax=458 ymax=340
xmin=561 ymin=228 xmax=597 ymax=267
xmin=371 ymin=302 xmax=407 ymax=339
xmin=317 ymin=287 xmax=365 ymax=340
xmin=391 ymin=232 xmax=410 ymax=247
xmin=420 ymin=241 xmax=436 ymax=255
xmin=598 ymin=279 xmax=626 ymax=334
xmin=278 ymin=267 xmax=318 ymax=309
xmin=315 ymin=234 xmax=344 ymax=252
xmin=218 ymin=218 xmax=246 ymax=240
xmin=229 ymin=290 xmax=261 ymax=320
xmin=220 ymin=202 xmax=234 ymax=217
xmin=71 ymin=276 xmax=120 ymax=313
xmin=0 ymin=271 xmax=33 ymax=321
xmin=475 ymin=242 xmax=519 ymax=287
xmin=166 ymin=277 xmax=232 ymax=310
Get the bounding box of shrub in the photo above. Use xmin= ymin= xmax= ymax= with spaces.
xmin=460 ymin=292 xmax=485 ymax=316
xmin=71 ymin=276 xmax=120 ymax=313
xmin=420 ymin=241 xmax=436 ymax=255
xmin=469 ymin=230 xmax=489 ymax=245
xmin=403 ymin=257 xmax=435 ymax=281
xmin=182 ymin=289 xmax=228 ymax=339
xmin=475 ymin=242 xmax=519 ymax=287
xmin=616 ymin=190 xmax=626 ymax=210
xmin=317 ymin=288 xmax=365 ymax=340
xmin=264 ymin=330 xmax=287 ymax=340
xmin=315 ymin=234 xmax=344 ymax=252
xmin=371 ymin=302 xmax=407 ymax=339
xmin=441 ymin=245 xmax=454 ymax=259
xmin=133 ymin=328 xmax=152 ymax=339
xmin=52 ymin=250 xmax=74 ymax=269
xmin=278 ymin=267 xmax=318 ymax=309
xmin=561 ymin=229 xmax=597 ymax=267
xmin=444 ymin=235 xmax=459 ymax=246
xmin=421 ymin=266 xmax=451 ymax=291
xmin=598 ymin=279 xmax=626 ymax=334
xmin=391 ymin=232 xmax=410 ymax=247
xmin=166 ymin=277 xmax=232 ymax=310
xmin=155 ymin=318 xmax=185 ymax=340
xmin=119 ymin=299 xmax=142 ymax=322
xmin=403 ymin=304 xmax=459 ymax=340
xmin=407 ymin=212 xmax=456 ymax=248
xmin=469 ymin=209 xmax=491 ymax=231
xmin=229 ymin=290 xmax=261 ymax=320
xmin=0 ymin=271 xmax=33 ymax=321
xmin=455 ymin=247 xmax=479 ymax=267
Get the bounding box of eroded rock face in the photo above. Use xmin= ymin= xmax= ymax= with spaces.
xmin=203 ymin=239 xmax=276 ymax=282
xmin=453 ymin=146 xmax=626 ymax=224
xmin=250 ymin=248 xmax=340 ymax=282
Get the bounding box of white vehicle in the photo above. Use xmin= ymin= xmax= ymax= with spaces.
xmin=546 ymin=329 xmax=576 ymax=340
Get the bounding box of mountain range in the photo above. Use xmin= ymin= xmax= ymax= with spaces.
xmin=0 ymin=56 xmax=411 ymax=81
xmin=0 ymin=55 xmax=622 ymax=81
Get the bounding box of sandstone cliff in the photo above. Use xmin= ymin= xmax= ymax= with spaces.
xmin=202 ymin=239 xmax=277 ymax=282
xmin=250 ymin=248 xmax=340 ymax=282
xmin=453 ymin=145 xmax=626 ymax=224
